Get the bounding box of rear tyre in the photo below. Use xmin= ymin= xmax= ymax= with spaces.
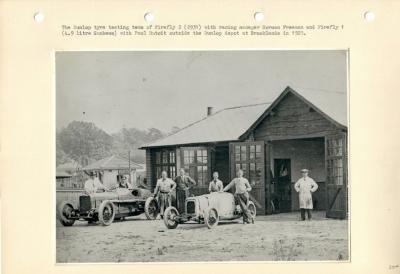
xmin=98 ymin=200 xmax=115 ymax=226
xmin=163 ymin=206 xmax=179 ymax=229
xmin=58 ymin=201 xmax=76 ymax=226
xmin=204 ymin=207 xmax=219 ymax=229
xmin=144 ymin=197 xmax=159 ymax=220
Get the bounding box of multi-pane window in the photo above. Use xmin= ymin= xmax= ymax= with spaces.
xmin=182 ymin=148 xmax=209 ymax=186
xmin=327 ymin=137 xmax=345 ymax=185
xmin=235 ymin=145 xmax=247 ymax=161
xmin=155 ymin=150 xmax=176 ymax=179
xmin=234 ymin=143 xmax=263 ymax=186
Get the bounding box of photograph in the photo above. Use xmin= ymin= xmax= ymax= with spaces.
xmin=55 ymin=50 xmax=349 ymax=263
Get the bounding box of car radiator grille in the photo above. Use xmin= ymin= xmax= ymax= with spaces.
xmin=79 ymin=196 xmax=91 ymax=213
xmin=186 ymin=201 xmax=195 ymax=214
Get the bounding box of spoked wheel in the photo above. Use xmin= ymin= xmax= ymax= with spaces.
xmin=98 ymin=200 xmax=115 ymax=226
xmin=163 ymin=206 xmax=179 ymax=229
xmin=204 ymin=207 xmax=219 ymax=229
xmin=248 ymin=201 xmax=257 ymax=220
xmin=58 ymin=201 xmax=76 ymax=226
xmin=144 ymin=197 xmax=159 ymax=220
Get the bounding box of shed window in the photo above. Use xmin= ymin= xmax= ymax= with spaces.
xmin=327 ymin=138 xmax=344 ymax=185
xmin=182 ymin=147 xmax=210 ymax=186
xmin=233 ymin=143 xmax=263 ymax=186
xmin=155 ymin=150 xmax=177 ymax=179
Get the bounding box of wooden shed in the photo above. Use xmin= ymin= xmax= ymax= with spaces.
xmin=140 ymin=86 xmax=348 ymax=219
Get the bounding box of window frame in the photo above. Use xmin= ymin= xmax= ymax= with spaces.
xmin=180 ymin=147 xmax=210 ymax=186
xmin=155 ymin=149 xmax=177 ymax=179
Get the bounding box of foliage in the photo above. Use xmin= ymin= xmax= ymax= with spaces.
xmin=56 ymin=121 xmax=178 ymax=166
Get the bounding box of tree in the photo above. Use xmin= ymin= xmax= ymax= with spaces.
xmin=57 ymin=121 xmax=113 ymax=165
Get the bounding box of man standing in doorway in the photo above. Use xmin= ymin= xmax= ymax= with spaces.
xmin=294 ymin=169 xmax=318 ymax=221
xmin=223 ymin=169 xmax=254 ymax=224
xmin=174 ymin=168 xmax=196 ymax=213
xmin=154 ymin=171 xmax=177 ymax=218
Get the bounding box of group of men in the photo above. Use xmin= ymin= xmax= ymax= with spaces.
xmin=84 ymin=172 xmax=132 ymax=194
xmin=153 ymin=168 xmax=255 ymax=224
xmin=84 ymin=167 xmax=319 ymax=223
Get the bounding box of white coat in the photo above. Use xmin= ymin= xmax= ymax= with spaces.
xmin=294 ymin=176 xmax=318 ymax=209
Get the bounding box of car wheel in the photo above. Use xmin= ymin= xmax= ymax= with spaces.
xmin=144 ymin=197 xmax=159 ymax=220
xmin=204 ymin=207 xmax=219 ymax=229
xmin=58 ymin=201 xmax=76 ymax=226
xmin=163 ymin=206 xmax=179 ymax=229
xmin=98 ymin=200 xmax=115 ymax=226
xmin=248 ymin=201 xmax=257 ymax=219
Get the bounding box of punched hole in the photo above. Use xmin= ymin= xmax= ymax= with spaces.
xmin=254 ymin=12 xmax=264 ymax=22
xmin=364 ymin=11 xmax=375 ymax=22
xmin=34 ymin=12 xmax=45 ymax=23
xmin=144 ymin=12 xmax=155 ymax=23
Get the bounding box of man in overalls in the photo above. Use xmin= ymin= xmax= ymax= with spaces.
xmin=294 ymin=169 xmax=318 ymax=221
xmin=174 ymin=168 xmax=196 ymax=213
xmin=153 ymin=171 xmax=176 ymax=218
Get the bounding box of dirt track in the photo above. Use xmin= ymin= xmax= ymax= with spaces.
xmin=56 ymin=211 xmax=348 ymax=263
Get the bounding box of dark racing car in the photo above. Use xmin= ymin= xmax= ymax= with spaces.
xmin=57 ymin=187 xmax=159 ymax=226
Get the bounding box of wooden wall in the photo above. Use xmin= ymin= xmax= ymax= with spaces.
xmin=56 ymin=189 xmax=84 ymax=208
xmin=145 ymin=149 xmax=156 ymax=191
xmin=213 ymin=145 xmax=230 ymax=186
xmin=254 ymin=93 xmax=339 ymax=140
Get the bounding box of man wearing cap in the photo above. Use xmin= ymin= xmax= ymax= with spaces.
xmin=119 ymin=175 xmax=133 ymax=189
xmin=294 ymin=169 xmax=318 ymax=221
xmin=84 ymin=172 xmax=107 ymax=194
xmin=209 ymin=171 xmax=224 ymax=193
xmin=223 ymin=169 xmax=254 ymax=224
xmin=174 ymin=168 xmax=196 ymax=213
xmin=154 ymin=171 xmax=177 ymax=218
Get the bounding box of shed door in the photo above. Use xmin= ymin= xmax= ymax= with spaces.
xmin=325 ymin=133 xmax=348 ymax=219
xmin=229 ymin=141 xmax=266 ymax=214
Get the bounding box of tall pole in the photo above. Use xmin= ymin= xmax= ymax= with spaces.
xmin=128 ymin=150 xmax=131 ymax=184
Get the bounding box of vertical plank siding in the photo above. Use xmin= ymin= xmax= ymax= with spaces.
xmin=254 ymin=93 xmax=339 ymax=139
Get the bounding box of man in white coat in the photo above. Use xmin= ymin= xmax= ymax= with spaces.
xmin=294 ymin=169 xmax=318 ymax=221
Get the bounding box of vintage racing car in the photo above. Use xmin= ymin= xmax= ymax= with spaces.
xmin=58 ymin=187 xmax=158 ymax=226
xmin=163 ymin=192 xmax=256 ymax=229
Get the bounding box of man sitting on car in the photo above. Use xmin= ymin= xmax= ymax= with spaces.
xmin=84 ymin=172 xmax=107 ymax=194
xmin=208 ymin=171 xmax=224 ymax=193
xmin=119 ymin=175 xmax=133 ymax=189
xmin=153 ymin=171 xmax=176 ymax=218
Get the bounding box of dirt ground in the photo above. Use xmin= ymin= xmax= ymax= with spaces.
xmin=56 ymin=211 xmax=349 ymax=263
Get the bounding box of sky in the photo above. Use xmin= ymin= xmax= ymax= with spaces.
xmin=56 ymin=50 xmax=347 ymax=134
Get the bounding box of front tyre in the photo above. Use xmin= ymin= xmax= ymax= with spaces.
xmin=144 ymin=197 xmax=159 ymax=220
xmin=204 ymin=207 xmax=219 ymax=229
xmin=58 ymin=201 xmax=76 ymax=226
xmin=163 ymin=206 xmax=179 ymax=229
xmin=98 ymin=200 xmax=115 ymax=226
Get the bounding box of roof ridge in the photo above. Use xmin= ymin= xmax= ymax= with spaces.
xmin=221 ymin=102 xmax=271 ymax=111
xmin=102 ymin=155 xmax=115 ymax=168
xmin=141 ymin=102 xmax=271 ymax=147
xmin=291 ymin=85 xmax=346 ymax=95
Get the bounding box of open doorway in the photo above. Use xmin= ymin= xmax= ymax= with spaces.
xmin=273 ymin=159 xmax=292 ymax=213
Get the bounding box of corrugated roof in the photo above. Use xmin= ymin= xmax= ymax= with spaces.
xmin=141 ymin=103 xmax=270 ymax=148
xmin=82 ymin=155 xmax=142 ymax=170
xmin=141 ymin=86 xmax=347 ymax=148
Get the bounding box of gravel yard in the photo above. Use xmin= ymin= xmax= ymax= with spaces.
xmin=56 ymin=211 xmax=349 ymax=263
